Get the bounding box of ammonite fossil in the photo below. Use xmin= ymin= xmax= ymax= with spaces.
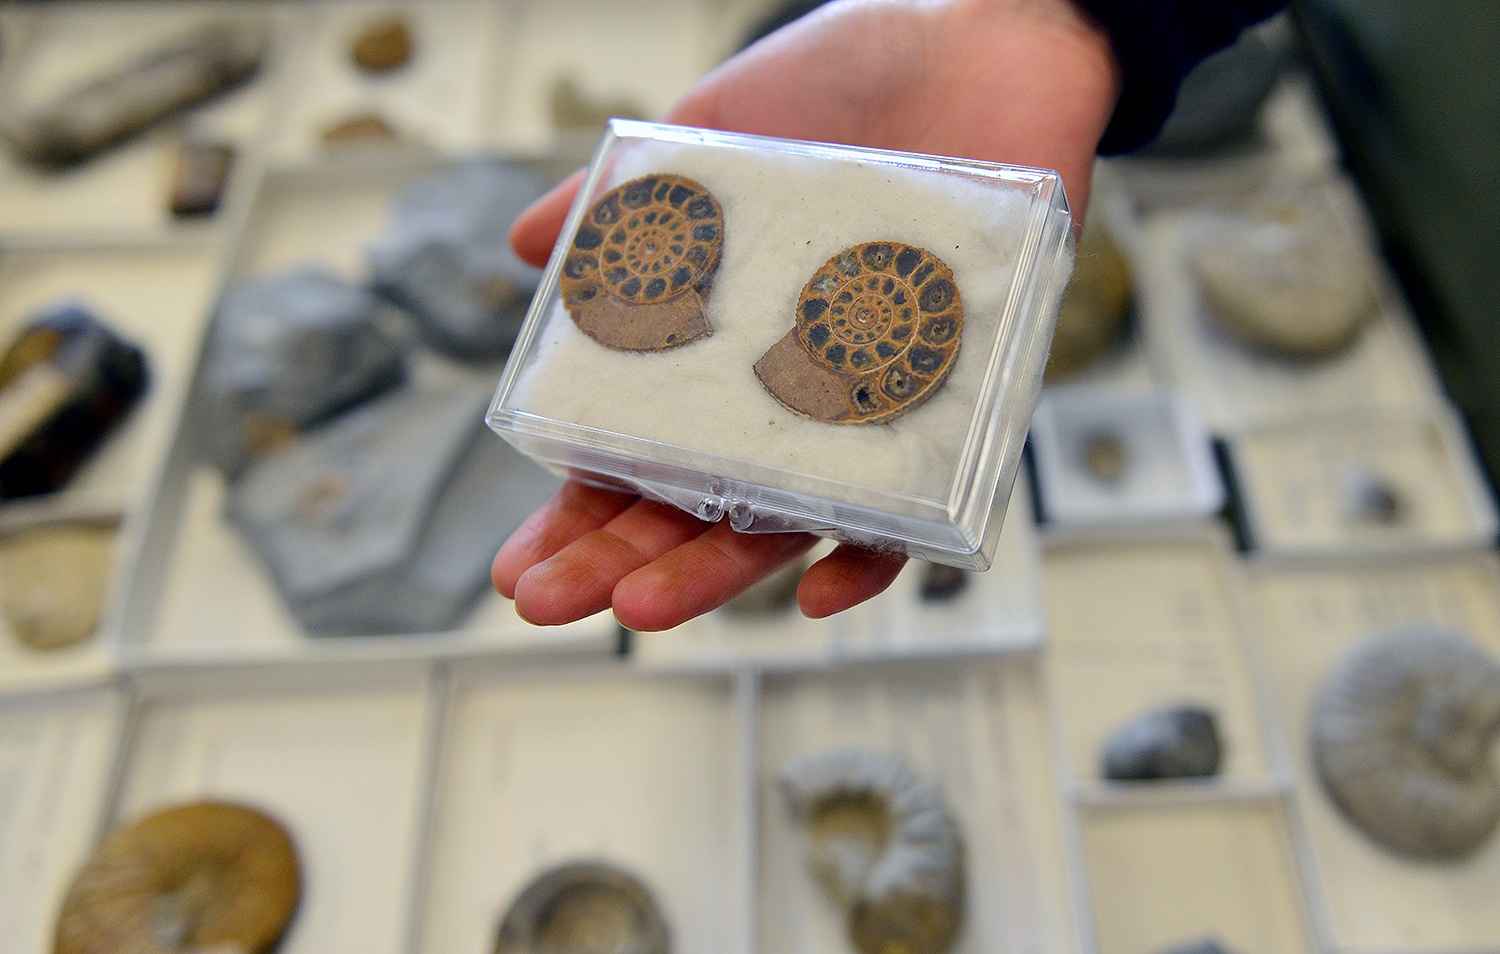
xmin=778 ymin=747 xmax=964 ymax=954
xmin=756 ymin=242 xmax=963 ymax=425
xmin=560 ymin=173 xmax=723 ymax=352
xmin=1101 ymin=704 xmax=1224 ymax=781
xmin=54 ymin=800 xmax=301 ymax=954
xmin=1311 ymin=624 xmax=1500 ymax=861
xmin=494 ymin=859 xmax=669 ymax=954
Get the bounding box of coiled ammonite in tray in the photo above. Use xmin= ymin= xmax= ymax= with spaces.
xmin=756 ymin=242 xmax=962 ymax=424
xmin=1311 ymin=624 xmax=1500 ymax=861
xmin=494 ymin=859 xmax=670 ymax=954
xmin=560 ymin=173 xmax=723 ymax=352
xmin=54 ymin=800 xmax=301 ymax=954
xmin=778 ymin=747 xmax=965 ymax=954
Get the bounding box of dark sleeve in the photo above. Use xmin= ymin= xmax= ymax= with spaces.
xmin=1076 ymin=0 xmax=1290 ymax=154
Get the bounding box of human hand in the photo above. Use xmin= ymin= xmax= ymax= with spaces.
xmin=494 ymin=0 xmax=1120 ymax=631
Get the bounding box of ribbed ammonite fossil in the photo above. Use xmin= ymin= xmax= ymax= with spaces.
xmin=494 ymin=859 xmax=669 ymax=954
xmin=53 ymin=800 xmax=301 ymax=954
xmin=560 ymin=173 xmax=723 ymax=352
xmin=778 ymin=747 xmax=965 ymax=954
xmin=1311 ymin=624 xmax=1500 ymax=861
xmin=755 ymin=242 xmax=962 ymax=425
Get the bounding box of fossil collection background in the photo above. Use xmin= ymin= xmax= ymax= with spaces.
xmin=1 ymin=3 xmax=1498 ymax=954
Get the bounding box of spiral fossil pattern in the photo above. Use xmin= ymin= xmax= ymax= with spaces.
xmin=756 ymin=242 xmax=963 ymax=424
xmin=560 ymin=173 xmax=723 ymax=352
xmin=1311 ymin=624 xmax=1500 ymax=861
xmin=779 ymin=747 xmax=964 ymax=954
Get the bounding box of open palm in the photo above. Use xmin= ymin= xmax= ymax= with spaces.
xmin=494 ymin=0 xmax=1119 ymax=631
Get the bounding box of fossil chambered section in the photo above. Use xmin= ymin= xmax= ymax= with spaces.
xmin=757 ymin=242 xmax=963 ymax=425
xmin=494 ymin=859 xmax=669 ymax=954
xmin=54 ymin=800 xmax=301 ymax=954
xmin=1311 ymin=624 xmax=1500 ymax=861
xmin=779 ymin=747 xmax=965 ymax=954
xmin=560 ymin=174 xmax=723 ymax=352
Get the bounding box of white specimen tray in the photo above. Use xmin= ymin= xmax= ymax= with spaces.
xmin=1031 ymin=385 xmax=1225 ymax=526
xmin=0 ymin=0 xmax=288 ymax=243
xmin=1074 ymin=797 xmax=1314 ymax=954
xmin=18 ymin=651 xmax=1083 ymax=954
xmin=756 ymin=656 xmax=1080 ymax=954
xmin=0 ymin=683 xmax=127 ymax=954
xmin=419 ymin=661 xmax=750 ymax=954
xmin=1134 ymin=179 xmax=1444 ymax=435
xmin=267 ymin=0 xmax=510 ymax=165
xmin=1225 ymin=406 xmax=1498 ymax=559
xmin=112 ymin=659 xmax=438 ymax=954
xmin=0 ymin=240 xmax=227 ymax=690
xmin=115 ymin=158 xmax=616 ymax=664
xmin=1247 ymin=555 xmax=1500 ymax=954
xmin=1041 ymin=524 xmax=1319 ymax=954
xmin=1039 ymin=524 xmax=1274 ymax=792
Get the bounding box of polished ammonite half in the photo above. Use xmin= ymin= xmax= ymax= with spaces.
xmin=756 ymin=241 xmax=962 ymax=424
xmin=560 ymin=173 xmax=724 ymax=352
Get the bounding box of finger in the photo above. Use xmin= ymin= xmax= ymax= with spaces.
xmin=509 ymin=497 xmax=713 ymax=626
xmin=509 ymin=169 xmax=585 ymax=268
xmin=798 ymin=544 xmax=908 ymax=619
xmin=612 ymin=525 xmax=820 ymax=632
xmin=491 ymin=480 xmax=635 ymax=598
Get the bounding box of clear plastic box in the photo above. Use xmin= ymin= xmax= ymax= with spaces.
xmin=487 ymin=120 xmax=1074 ymax=568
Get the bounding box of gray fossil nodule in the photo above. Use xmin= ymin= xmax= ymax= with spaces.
xmin=1311 ymin=624 xmax=1500 ymax=861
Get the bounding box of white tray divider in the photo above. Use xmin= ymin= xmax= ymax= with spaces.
xmin=733 ymin=664 xmax=760 ymax=954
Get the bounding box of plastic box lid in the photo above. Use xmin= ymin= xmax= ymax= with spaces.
xmin=488 ymin=120 xmax=1073 ymax=568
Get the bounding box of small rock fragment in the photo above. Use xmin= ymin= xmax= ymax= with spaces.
xmin=1339 ymin=464 xmax=1403 ymax=525
xmin=918 ymin=562 xmax=969 ymax=602
xmin=1101 ymin=704 xmax=1223 ymax=781
xmin=350 ymin=15 xmax=413 ymax=74
xmin=1079 ymin=430 xmax=1128 ymax=485
xmin=168 ymin=140 xmax=234 ymax=217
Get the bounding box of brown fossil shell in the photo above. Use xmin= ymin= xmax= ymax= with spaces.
xmin=779 ymin=747 xmax=964 ymax=954
xmin=54 ymin=800 xmax=301 ymax=954
xmin=560 ymin=174 xmax=723 ymax=352
xmin=494 ymin=859 xmax=669 ymax=954
xmin=1311 ymin=624 xmax=1500 ymax=861
xmin=756 ymin=242 xmax=962 ymax=425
